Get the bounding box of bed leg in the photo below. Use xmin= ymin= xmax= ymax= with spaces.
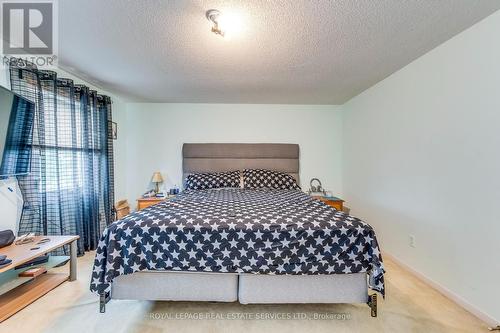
xmin=100 ymin=292 xmax=110 ymax=313
xmin=368 ymin=294 xmax=377 ymax=317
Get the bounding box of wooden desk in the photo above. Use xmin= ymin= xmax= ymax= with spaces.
xmin=0 ymin=235 xmax=79 ymax=322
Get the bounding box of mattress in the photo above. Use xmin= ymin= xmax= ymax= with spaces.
xmin=90 ymin=188 xmax=385 ymax=296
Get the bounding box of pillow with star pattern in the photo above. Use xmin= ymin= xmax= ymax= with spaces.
xmin=243 ymin=169 xmax=301 ymax=190
xmin=185 ymin=170 xmax=241 ymax=190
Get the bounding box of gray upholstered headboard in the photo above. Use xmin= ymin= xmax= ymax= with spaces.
xmin=182 ymin=143 xmax=300 ymax=184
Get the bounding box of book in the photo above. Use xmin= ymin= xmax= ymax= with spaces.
xmin=19 ymin=266 xmax=47 ymax=278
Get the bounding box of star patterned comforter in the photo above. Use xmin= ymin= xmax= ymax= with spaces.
xmin=90 ymin=188 xmax=385 ymax=296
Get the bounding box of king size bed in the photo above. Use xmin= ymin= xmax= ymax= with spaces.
xmin=90 ymin=143 xmax=384 ymax=317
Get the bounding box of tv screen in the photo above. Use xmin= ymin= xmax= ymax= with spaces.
xmin=0 ymin=86 xmax=35 ymax=177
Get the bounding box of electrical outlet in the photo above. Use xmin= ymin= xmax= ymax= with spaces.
xmin=409 ymin=235 xmax=416 ymax=248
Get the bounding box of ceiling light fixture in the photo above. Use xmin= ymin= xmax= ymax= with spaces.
xmin=206 ymin=9 xmax=243 ymax=39
xmin=206 ymin=9 xmax=224 ymax=37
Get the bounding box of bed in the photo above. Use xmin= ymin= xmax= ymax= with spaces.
xmin=91 ymin=143 xmax=384 ymax=317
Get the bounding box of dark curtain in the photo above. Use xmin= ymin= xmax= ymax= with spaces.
xmin=8 ymin=59 xmax=115 ymax=255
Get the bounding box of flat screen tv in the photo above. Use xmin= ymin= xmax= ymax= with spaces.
xmin=0 ymin=86 xmax=35 ymax=177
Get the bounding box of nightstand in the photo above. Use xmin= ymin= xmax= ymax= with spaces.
xmin=313 ymin=196 xmax=344 ymax=211
xmin=137 ymin=197 xmax=169 ymax=210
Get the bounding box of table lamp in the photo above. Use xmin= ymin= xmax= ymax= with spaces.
xmin=151 ymin=172 xmax=164 ymax=194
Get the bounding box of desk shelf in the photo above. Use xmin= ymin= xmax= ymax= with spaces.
xmin=0 ymin=273 xmax=69 ymax=322
xmin=0 ymin=256 xmax=70 ymax=296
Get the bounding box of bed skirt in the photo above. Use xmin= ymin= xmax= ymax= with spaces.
xmin=110 ymin=271 xmax=367 ymax=304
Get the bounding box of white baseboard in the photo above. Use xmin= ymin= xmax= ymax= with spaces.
xmin=383 ymin=252 xmax=498 ymax=327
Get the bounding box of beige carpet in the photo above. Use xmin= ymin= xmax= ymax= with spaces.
xmin=1 ymin=252 xmax=488 ymax=333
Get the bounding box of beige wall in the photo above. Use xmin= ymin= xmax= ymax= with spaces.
xmin=343 ymin=10 xmax=500 ymax=324
xmin=121 ymin=103 xmax=343 ymax=205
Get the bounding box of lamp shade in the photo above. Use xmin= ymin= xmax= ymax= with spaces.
xmin=151 ymin=172 xmax=164 ymax=183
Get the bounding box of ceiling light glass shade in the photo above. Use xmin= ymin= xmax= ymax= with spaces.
xmin=217 ymin=12 xmax=243 ymax=39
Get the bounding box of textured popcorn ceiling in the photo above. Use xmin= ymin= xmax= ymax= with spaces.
xmin=59 ymin=0 xmax=500 ymax=103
